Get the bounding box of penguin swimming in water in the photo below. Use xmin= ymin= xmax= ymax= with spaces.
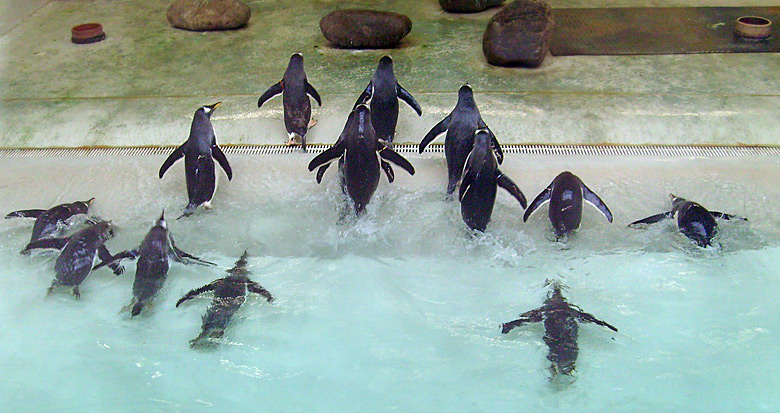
xmin=95 ymin=211 xmax=216 ymax=316
xmin=523 ymin=172 xmax=613 ymax=239
xmin=159 ymin=102 xmax=233 ymax=218
xmin=307 ymin=104 xmax=415 ymax=215
xmin=353 ymin=56 xmax=422 ymax=143
xmin=418 ymin=84 xmax=504 ymax=196
xmin=257 ymin=53 xmax=322 ymax=151
xmin=459 ymin=129 xmax=526 ymax=232
xmin=6 ymin=198 xmax=94 ymax=252
xmin=501 ymin=280 xmax=618 ymax=378
xmin=176 ymin=251 xmax=274 ymax=348
xmin=24 ymin=220 xmax=124 ymax=299
xmin=628 ymin=194 xmax=747 ymax=247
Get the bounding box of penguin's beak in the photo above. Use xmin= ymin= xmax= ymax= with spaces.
xmin=207 ymin=102 xmax=221 ymax=112
xmin=159 ymin=209 xmax=165 ymax=222
xmin=81 ymin=197 xmax=95 ymax=207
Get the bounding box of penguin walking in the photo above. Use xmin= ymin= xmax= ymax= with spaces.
xmin=501 ymin=281 xmax=618 ymax=378
xmin=97 ymin=211 xmax=215 ymax=316
xmin=24 ymin=220 xmax=125 ymax=299
xmin=6 ymin=198 xmax=94 ymax=252
xmin=176 ymin=251 xmax=274 ymax=348
xmin=257 ymin=53 xmax=322 ymax=151
xmin=307 ymin=104 xmax=415 ymax=215
xmin=628 ymin=194 xmax=746 ymax=247
xmin=159 ymin=102 xmax=233 ymax=218
xmin=523 ymin=172 xmax=613 ymax=239
xmin=459 ymin=129 xmax=526 ymax=232
xmin=418 ymin=84 xmax=504 ymax=195
xmin=354 ymin=56 xmax=422 ymax=143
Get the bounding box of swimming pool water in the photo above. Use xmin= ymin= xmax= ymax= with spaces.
xmin=0 ymin=153 xmax=778 ymax=411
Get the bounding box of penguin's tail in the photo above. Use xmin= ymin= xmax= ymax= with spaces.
xmin=189 ymin=328 xmax=224 ymax=349
xmin=131 ymin=301 xmax=144 ymax=317
xmin=177 ymin=204 xmax=198 ymax=220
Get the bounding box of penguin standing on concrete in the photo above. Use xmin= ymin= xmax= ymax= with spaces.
xmin=24 ymin=220 xmax=125 ymax=299
xmin=354 ymin=56 xmax=422 ymax=144
xmin=419 ymin=84 xmax=504 ymax=196
xmin=257 ymin=53 xmax=322 ymax=151
xmin=501 ymin=281 xmax=618 ymax=378
xmin=176 ymin=251 xmax=274 ymax=348
xmin=159 ymin=102 xmax=233 ymax=218
xmin=308 ymin=104 xmax=415 ymax=215
xmin=523 ymin=172 xmax=613 ymax=239
xmin=459 ymin=129 xmax=526 ymax=232
xmin=6 ymin=198 xmax=94 ymax=252
xmin=628 ymin=194 xmax=746 ymax=247
xmin=96 ymin=210 xmax=215 ymax=316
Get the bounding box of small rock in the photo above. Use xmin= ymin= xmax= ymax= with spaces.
xmin=439 ymin=0 xmax=504 ymax=13
xmin=320 ymin=9 xmax=412 ymax=49
xmin=482 ymin=0 xmax=553 ymax=67
xmin=167 ymin=0 xmax=251 ymax=31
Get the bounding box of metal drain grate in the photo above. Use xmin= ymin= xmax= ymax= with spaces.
xmin=0 ymin=144 xmax=778 ymax=158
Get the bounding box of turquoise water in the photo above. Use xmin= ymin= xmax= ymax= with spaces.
xmin=0 ymin=154 xmax=778 ymax=411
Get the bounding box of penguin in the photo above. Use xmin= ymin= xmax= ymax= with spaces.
xmin=257 ymin=53 xmax=322 ymax=151
xmin=353 ymin=56 xmax=422 ymax=143
xmin=23 ymin=220 xmax=124 ymax=299
xmin=418 ymin=84 xmax=504 ymax=195
xmin=501 ymin=280 xmax=618 ymax=378
xmin=96 ymin=211 xmax=216 ymax=316
xmin=176 ymin=251 xmax=274 ymax=348
xmin=159 ymin=102 xmax=233 ymax=218
xmin=307 ymin=104 xmax=415 ymax=215
xmin=458 ymin=129 xmax=526 ymax=232
xmin=523 ymin=172 xmax=613 ymax=238
xmin=628 ymin=194 xmax=747 ymax=247
xmin=6 ymin=198 xmax=94 ymax=252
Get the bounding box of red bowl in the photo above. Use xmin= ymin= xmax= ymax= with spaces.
xmin=71 ymin=23 xmax=105 ymax=44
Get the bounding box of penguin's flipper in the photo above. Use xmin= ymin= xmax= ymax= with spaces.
xmin=458 ymin=168 xmax=475 ymax=202
xmin=211 ymin=144 xmax=233 ymax=181
xmin=353 ymin=82 xmax=373 ymax=109
xmin=419 ymin=115 xmax=451 ymax=153
xmin=308 ymin=142 xmax=346 ymax=171
xmin=523 ymin=183 xmax=553 ymax=222
xmin=485 ymin=126 xmax=504 ymax=165
xmin=6 ymin=209 xmax=46 ymax=219
xmin=257 ymin=81 xmax=283 ymax=107
xmin=159 ymin=143 xmax=186 ymax=179
xmin=176 ymin=283 xmax=216 ymax=307
xmin=248 ymin=282 xmax=274 ymax=302
xmin=380 ymin=159 xmax=395 ymax=183
xmin=378 ymin=144 xmax=415 ymax=176
xmin=93 ymin=249 xmax=138 ymax=271
xmin=316 ymin=163 xmax=331 ymax=184
xmin=496 ymin=170 xmax=528 ymax=209
xmin=396 ymin=84 xmax=422 ymax=116
xmin=96 ymin=245 xmax=126 ymax=275
xmin=22 ymin=237 xmax=69 ymax=254
xmin=581 ymin=183 xmax=613 ymax=223
xmin=305 ymin=80 xmax=322 ymax=106
xmin=577 ymin=310 xmax=618 ymax=332
xmin=628 ymin=212 xmax=674 ymax=227
xmin=171 ymin=244 xmax=216 ymax=266
xmin=710 ymin=211 xmax=748 ymax=221
xmin=501 ymin=309 xmax=543 ymax=333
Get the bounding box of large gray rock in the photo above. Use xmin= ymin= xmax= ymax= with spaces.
xmin=482 ymin=0 xmax=553 ymax=67
xmin=320 ymin=9 xmax=412 ymax=49
xmin=167 ymin=0 xmax=251 ymax=31
xmin=439 ymin=0 xmax=504 ymax=13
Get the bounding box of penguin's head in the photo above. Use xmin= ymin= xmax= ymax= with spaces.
xmin=377 ymin=55 xmax=394 ymax=71
xmin=458 ymin=84 xmax=474 ymax=103
xmin=156 ymin=209 xmax=167 ymax=229
xmin=290 ymin=52 xmax=303 ymax=62
xmin=202 ymin=102 xmax=221 ymax=117
xmin=544 ymin=279 xmax=567 ymax=301
xmin=670 ymin=193 xmax=687 ymax=209
xmin=474 ymin=128 xmax=491 ymax=144
xmin=73 ymin=197 xmax=95 ymax=214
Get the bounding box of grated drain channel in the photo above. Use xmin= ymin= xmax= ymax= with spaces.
xmin=0 ymin=144 xmax=779 ymax=158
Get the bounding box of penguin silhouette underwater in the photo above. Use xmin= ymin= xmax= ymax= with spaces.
xmin=95 ymin=210 xmax=215 ymax=316
xmin=159 ymin=102 xmax=233 ymax=218
xmin=523 ymin=171 xmax=612 ymax=239
xmin=459 ymin=128 xmax=526 ymax=232
xmin=308 ymin=104 xmax=415 ymax=216
xmin=418 ymin=84 xmax=504 ymax=196
xmin=24 ymin=220 xmax=125 ymax=299
xmin=501 ymin=281 xmax=618 ymax=378
xmin=354 ymin=55 xmax=422 ymax=144
xmin=257 ymin=53 xmax=322 ymax=151
xmin=6 ymin=198 xmax=94 ymax=253
xmin=629 ymin=194 xmax=747 ymax=247
xmin=176 ymin=251 xmax=273 ymax=348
